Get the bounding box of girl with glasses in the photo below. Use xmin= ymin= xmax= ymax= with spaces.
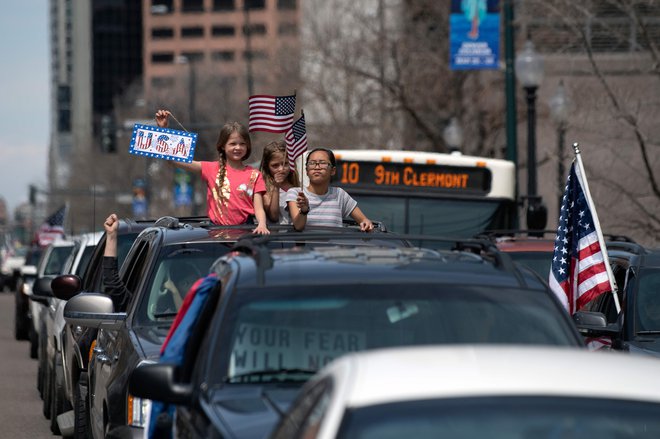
xmin=286 ymin=148 xmax=373 ymax=232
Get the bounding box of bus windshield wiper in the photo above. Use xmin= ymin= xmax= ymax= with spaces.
xmin=637 ymin=330 xmax=660 ymax=335
xmin=224 ymin=368 xmax=316 ymax=384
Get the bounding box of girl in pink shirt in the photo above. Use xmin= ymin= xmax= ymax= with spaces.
xmin=155 ymin=109 xmax=269 ymax=234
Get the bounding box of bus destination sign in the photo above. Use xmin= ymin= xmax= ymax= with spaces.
xmin=335 ymin=160 xmax=492 ymax=195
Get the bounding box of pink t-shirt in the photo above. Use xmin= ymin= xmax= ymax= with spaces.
xmin=200 ymin=161 xmax=266 ymax=225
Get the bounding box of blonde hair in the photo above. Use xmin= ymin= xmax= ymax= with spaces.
xmin=213 ymin=122 xmax=252 ymax=202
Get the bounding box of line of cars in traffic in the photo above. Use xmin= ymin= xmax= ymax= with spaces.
xmin=8 ymin=218 xmax=660 ymax=438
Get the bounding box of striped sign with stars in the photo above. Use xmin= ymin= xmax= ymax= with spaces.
xmin=129 ymin=124 xmax=198 ymax=163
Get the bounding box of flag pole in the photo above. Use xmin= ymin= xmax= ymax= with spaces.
xmin=299 ymin=108 xmax=305 ymax=193
xmin=573 ymin=142 xmax=621 ymax=314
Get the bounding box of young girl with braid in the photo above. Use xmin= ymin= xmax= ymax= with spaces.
xmin=155 ymin=109 xmax=269 ymax=234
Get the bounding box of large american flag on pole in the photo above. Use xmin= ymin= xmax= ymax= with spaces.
xmin=549 ymin=153 xmax=617 ymax=314
xmin=285 ymin=114 xmax=308 ymax=171
xmin=248 ymin=94 xmax=296 ymax=133
xmin=36 ymin=205 xmax=67 ymax=247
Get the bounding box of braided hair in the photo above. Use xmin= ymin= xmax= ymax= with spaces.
xmin=213 ymin=122 xmax=251 ymax=204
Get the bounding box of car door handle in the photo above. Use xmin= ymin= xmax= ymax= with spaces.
xmin=96 ymin=353 xmax=111 ymax=364
xmin=93 ymin=347 xmax=111 ymax=365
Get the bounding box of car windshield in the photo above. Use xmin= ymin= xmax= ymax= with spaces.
xmin=635 ymin=269 xmax=660 ymax=334
xmin=136 ymin=243 xmax=233 ymax=326
xmin=338 ymin=396 xmax=660 ymax=439
xmin=210 ymin=285 xmax=579 ymax=384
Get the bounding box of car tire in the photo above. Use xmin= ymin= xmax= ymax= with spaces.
xmin=43 ymin=359 xmax=52 ymax=419
xmin=37 ymin=326 xmax=48 ymax=392
xmin=50 ymin=352 xmax=71 ymax=434
xmin=29 ymin=325 xmax=38 ymax=359
xmin=74 ymin=372 xmax=90 ymax=439
xmin=14 ymin=288 xmax=29 ymax=340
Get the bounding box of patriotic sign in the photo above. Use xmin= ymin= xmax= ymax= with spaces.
xmin=36 ymin=205 xmax=67 ymax=247
xmin=248 ymin=94 xmax=296 ymax=133
xmin=129 ymin=124 xmax=197 ymax=163
xmin=549 ymin=156 xmax=616 ymax=314
xmin=285 ymin=114 xmax=308 ymax=170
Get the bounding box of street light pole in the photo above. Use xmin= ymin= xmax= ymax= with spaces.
xmin=515 ymin=39 xmax=547 ymax=232
xmin=549 ymin=80 xmax=569 ymax=210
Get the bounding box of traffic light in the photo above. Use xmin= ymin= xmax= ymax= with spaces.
xmin=101 ymin=114 xmax=116 ymax=153
xmin=29 ymin=185 xmax=37 ymax=205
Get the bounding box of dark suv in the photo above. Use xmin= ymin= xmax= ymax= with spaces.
xmin=62 ymin=220 xmax=391 ymax=438
xmin=580 ymin=242 xmax=660 ymax=356
xmin=129 ymin=235 xmax=586 ymax=439
xmin=51 ymin=217 xmax=155 ymax=438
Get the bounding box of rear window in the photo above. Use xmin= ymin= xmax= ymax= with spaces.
xmin=212 ymin=285 xmax=580 ymax=383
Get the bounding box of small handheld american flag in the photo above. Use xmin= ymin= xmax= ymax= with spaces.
xmin=248 ymin=94 xmax=296 ymax=133
xmin=285 ymin=114 xmax=308 ymax=171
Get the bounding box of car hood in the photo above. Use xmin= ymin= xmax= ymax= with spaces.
xmin=208 ymin=384 xmax=301 ymax=439
xmin=133 ymin=326 xmax=169 ymax=360
xmin=627 ymin=339 xmax=660 ymax=357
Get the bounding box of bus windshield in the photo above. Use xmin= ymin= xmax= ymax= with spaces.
xmin=353 ymin=195 xmax=512 ymax=236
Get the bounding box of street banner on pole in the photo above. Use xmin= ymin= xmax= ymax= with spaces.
xmin=450 ymin=0 xmax=500 ymax=70
xmin=129 ymin=124 xmax=197 ymax=163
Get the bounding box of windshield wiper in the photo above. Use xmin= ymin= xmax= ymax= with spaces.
xmin=153 ymin=311 xmax=178 ymax=319
xmin=225 ymin=368 xmax=316 ymax=384
xmin=637 ymin=331 xmax=660 ymax=335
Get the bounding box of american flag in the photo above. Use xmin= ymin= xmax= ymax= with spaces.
xmin=248 ymin=94 xmax=296 ymax=133
xmin=549 ymin=160 xmax=614 ymax=314
xmin=36 ymin=205 xmax=67 ymax=247
xmin=285 ymin=114 xmax=308 ymax=170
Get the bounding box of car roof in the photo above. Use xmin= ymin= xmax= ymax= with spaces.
xmin=323 ymin=345 xmax=660 ymax=408
xmin=223 ymin=236 xmax=547 ymax=290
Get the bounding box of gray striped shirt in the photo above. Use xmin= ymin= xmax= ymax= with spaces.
xmin=285 ymin=187 xmax=358 ymax=227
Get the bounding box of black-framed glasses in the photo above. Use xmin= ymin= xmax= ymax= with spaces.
xmin=306 ymin=160 xmax=332 ymax=169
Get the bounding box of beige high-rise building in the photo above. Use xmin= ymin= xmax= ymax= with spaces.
xmin=143 ymin=0 xmax=300 ymax=109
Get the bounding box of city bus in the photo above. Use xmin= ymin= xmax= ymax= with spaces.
xmin=331 ymin=149 xmax=516 ymax=237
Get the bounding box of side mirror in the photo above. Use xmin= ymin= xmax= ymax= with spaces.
xmin=573 ymin=311 xmax=620 ymax=337
xmin=51 ymin=274 xmax=83 ymax=300
xmin=129 ymin=362 xmax=192 ymax=405
xmin=63 ymin=293 xmax=127 ymax=330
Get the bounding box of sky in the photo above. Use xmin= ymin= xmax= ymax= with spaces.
xmin=0 ymin=1 xmax=49 ymax=215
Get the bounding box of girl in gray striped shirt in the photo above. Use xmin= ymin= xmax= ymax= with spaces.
xmin=286 ymin=148 xmax=373 ymax=232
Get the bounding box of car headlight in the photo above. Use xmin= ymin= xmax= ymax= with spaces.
xmin=127 ymin=394 xmax=152 ymax=428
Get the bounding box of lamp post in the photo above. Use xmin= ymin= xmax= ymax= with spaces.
xmin=515 ymin=39 xmax=547 ymax=232
xmin=549 ymin=80 xmax=569 ymax=211
xmin=176 ymin=55 xmax=196 ymax=123
xmin=443 ymin=118 xmax=464 ymax=153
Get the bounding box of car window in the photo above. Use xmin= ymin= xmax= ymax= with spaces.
xmin=136 ymin=243 xmax=233 ymax=325
xmin=75 ymin=246 xmax=96 ymax=277
xmin=337 ymin=396 xmax=660 ymax=439
xmin=213 ymin=285 xmax=579 ymax=384
xmin=44 ymin=245 xmax=75 ymax=275
xmin=634 ymin=269 xmax=660 ymax=333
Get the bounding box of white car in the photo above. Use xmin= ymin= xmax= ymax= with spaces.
xmin=271 ymin=345 xmax=660 ymax=439
xmin=1 ymin=245 xmax=27 ymax=291
xmin=42 ymin=232 xmax=101 ymax=434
